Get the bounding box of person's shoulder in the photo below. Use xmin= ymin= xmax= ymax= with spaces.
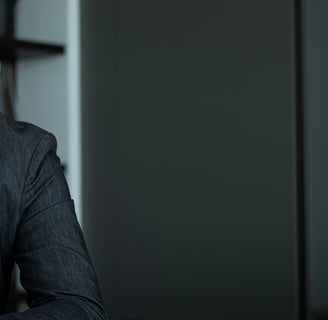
xmin=0 ymin=112 xmax=58 ymax=169
xmin=0 ymin=112 xmax=53 ymax=147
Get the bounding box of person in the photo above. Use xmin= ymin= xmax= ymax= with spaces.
xmin=0 ymin=112 xmax=107 ymax=319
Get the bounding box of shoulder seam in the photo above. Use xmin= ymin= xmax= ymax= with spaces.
xmin=17 ymin=131 xmax=48 ymax=217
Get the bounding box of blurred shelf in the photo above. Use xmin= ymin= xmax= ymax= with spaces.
xmin=0 ymin=36 xmax=64 ymax=62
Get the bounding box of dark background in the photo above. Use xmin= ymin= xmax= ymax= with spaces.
xmin=80 ymin=1 xmax=328 ymax=319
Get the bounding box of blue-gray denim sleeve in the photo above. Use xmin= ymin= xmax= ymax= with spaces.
xmin=0 ymin=132 xmax=107 ymax=319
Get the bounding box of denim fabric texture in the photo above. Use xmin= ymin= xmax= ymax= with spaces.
xmin=0 ymin=112 xmax=107 ymax=319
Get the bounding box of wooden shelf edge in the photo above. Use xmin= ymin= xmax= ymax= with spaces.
xmin=0 ymin=36 xmax=65 ymax=62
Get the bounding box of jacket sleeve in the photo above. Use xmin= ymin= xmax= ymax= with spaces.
xmin=0 ymin=132 xmax=107 ymax=319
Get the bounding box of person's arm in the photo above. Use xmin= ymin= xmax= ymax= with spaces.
xmin=0 ymin=132 xmax=107 ymax=319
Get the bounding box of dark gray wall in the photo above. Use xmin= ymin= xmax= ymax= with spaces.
xmin=305 ymin=0 xmax=328 ymax=311
xmin=81 ymin=1 xmax=299 ymax=319
xmin=81 ymin=1 xmax=120 ymax=319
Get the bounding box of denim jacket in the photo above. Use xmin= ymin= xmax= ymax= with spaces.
xmin=0 ymin=113 xmax=107 ymax=319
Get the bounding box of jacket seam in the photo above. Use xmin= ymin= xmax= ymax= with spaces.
xmin=18 ymin=198 xmax=73 ymax=226
xmin=18 ymin=132 xmax=47 ymax=217
xmin=15 ymin=132 xmax=48 ymax=250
